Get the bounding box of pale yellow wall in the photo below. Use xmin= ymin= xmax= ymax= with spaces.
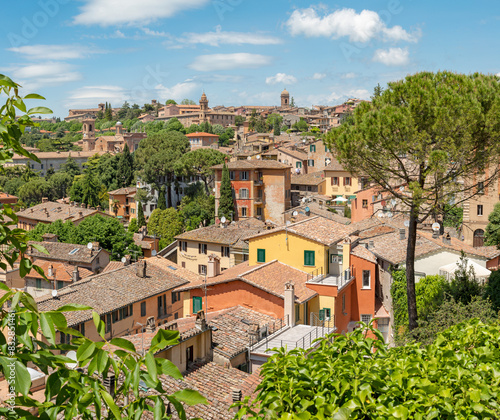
xmin=324 ymin=170 xmax=360 ymax=197
xmin=182 ymin=291 xmax=191 ymax=318
xmin=177 ymin=240 xmax=232 ymax=275
xmin=249 ymin=231 xmax=328 ymax=274
xmin=318 ymin=295 xmax=335 ymax=328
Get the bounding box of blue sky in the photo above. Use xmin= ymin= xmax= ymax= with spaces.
xmin=1 ymin=0 xmax=500 ymax=117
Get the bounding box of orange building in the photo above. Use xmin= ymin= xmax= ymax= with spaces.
xmin=108 ymin=187 xmax=137 ymax=222
xmin=185 ymin=132 xmax=219 ymax=149
xmin=212 ymin=160 xmax=291 ymax=224
xmin=0 ymin=193 xmax=17 ymax=205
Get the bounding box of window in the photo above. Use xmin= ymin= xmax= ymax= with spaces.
xmin=198 ymin=264 xmax=207 ymax=275
xmin=362 ymin=270 xmax=371 ymax=289
xmin=174 ymin=312 xmax=179 ymax=320
xmin=240 ymin=171 xmax=249 ymax=180
xmin=310 ymin=144 xmax=316 ymax=152
xmin=229 ymin=171 xmax=235 ymax=180
xmin=141 ymin=301 xmax=146 ymax=317
xmin=331 ymin=177 xmax=339 ymax=186
xmin=181 ymin=262 xmax=186 ymax=268
xmin=256 ymin=207 xmax=262 ymax=216
xmin=243 ymin=254 xmax=249 ymax=261
xmin=241 ymin=207 xmax=247 ymax=217
xmin=112 ymin=310 xmax=119 ymax=323
xmin=477 ymin=205 xmax=484 ymax=216
xmin=41 ymin=164 xmax=44 ymax=169
xmin=362 ymin=199 xmax=368 ymax=208
xmin=193 ymin=296 xmax=202 ymax=314
xmin=172 ymin=291 xmax=180 ymax=303
xmin=158 ymin=294 xmax=167 ymax=318
xmin=304 ymin=250 xmax=315 ymax=266
xmin=325 ymin=146 xmax=329 ymax=152
xmin=106 ymin=314 xmax=111 ymax=333
xmin=344 ymin=177 xmax=352 ymax=186
xmin=35 ymin=279 xmax=42 ymax=290
xmin=57 ymin=281 xmax=64 ymax=289
xmin=478 ymin=182 xmax=485 ymax=194
xmin=239 ymin=188 xmax=249 ymax=199
xmin=120 ymin=304 xmax=133 ymax=320
xmin=361 ymin=314 xmax=372 ymax=324
xmin=296 ymin=161 xmax=302 ymax=168
xmin=319 ymin=308 xmax=331 ymax=321
xmin=308 ymin=159 xmax=315 ymax=167
xmin=295 ymin=304 xmax=300 ymax=322
xmin=257 ymin=249 xmax=266 ymax=263
xmin=178 ymin=241 xmax=187 ymax=252
xmin=80 ymin=323 xmax=85 ymax=337
xmin=221 ymin=246 xmax=230 ymax=258
xmin=198 ymin=243 xmax=207 ymax=254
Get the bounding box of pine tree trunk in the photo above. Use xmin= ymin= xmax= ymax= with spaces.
xmin=166 ymin=173 xmax=172 ymax=209
xmin=406 ymin=205 xmax=419 ymax=331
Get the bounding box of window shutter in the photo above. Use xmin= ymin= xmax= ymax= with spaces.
xmin=319 ymin=309 xmax=325 ymax=321
xmin=331 ymin=177 xmax=334 ymax=186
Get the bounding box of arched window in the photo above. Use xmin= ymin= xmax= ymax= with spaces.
xmin=473 ymin=229 xmax=484 ymax=247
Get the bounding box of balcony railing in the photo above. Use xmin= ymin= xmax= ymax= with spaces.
xmin=307 ymin=266 xmax=355 ymax=289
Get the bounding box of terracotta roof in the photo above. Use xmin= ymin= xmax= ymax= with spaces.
xmin=350 ymin=244 xmax=377 ymax=264
xmin=35 ymin=259 xmax=191 ymax=327
xmin=185 ymin=132 xmax=219 ymax=138
xmin=27 ymin=260 xmax=93 ymax=282
xmin=179 ymin=260 xmax=317 ymax=304
xmin=101 ymin=261 xmax=125 ymax=272
xmin=175 ymin=219 xmax=271 ymax=246
xmin=28 ymin=241 xmax=107 ymax=264
xmin=247 ymin=216 xmax=356 ymax=246
xmin=12 ymin=151 xmax=107 ymax=160
xmin=277 ymin=147 xmax=308 ymax=161
xmin=212 ymin=160 xmax=290 ymax=170
xmin=291 ymin=171 xmax=325 ymax=186
xmin=108 ymin=187 xmax=137 ymax=196
xmin=418 ymin=231 xmax=500 ymax=259
xmin=17 ymin=202 xmax=106 ymax=223
xmin=144 ymin=362 xmax=260 ymax=420
xmin=324 ymin=158 xmax=347 ymax=172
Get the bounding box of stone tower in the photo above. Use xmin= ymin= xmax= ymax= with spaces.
xmin=199 ymin=92 xmax=209 ymax=123
xmin=81 ymin=118 xmax=96 ymax=151
xmin=281 ymin=88 xmax=290 ymax=107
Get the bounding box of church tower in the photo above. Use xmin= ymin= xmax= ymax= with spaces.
xmin=281 ymin=88 xmax=290 ymax=107
xmin=199 ymin=92 xmax=209 ymax=123
xmin=81 ymin=118 xmax=96 ymax=151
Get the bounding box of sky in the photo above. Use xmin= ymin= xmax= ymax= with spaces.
xmin=1 ymin=0 xmax=500 ymax=118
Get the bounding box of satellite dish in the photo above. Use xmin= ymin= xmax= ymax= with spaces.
xmin=399 ymin=186 xmax=405 ymax=192
xmin=391 ymin=199 xmax=397 ymax=207
xmin=151 ymin=250 xmax=157 ymax=256
xmin=221 ymin=216 xmax=226 ymax=224
xmin=432 ymin=222 xmax=440 ymax=232
xmin=305 ymin=206 xmax=310 ymax=213
xmin=213 ymin=188 xmax=216 ymax=192
xmin=256 ymin=155 xmax=261 ymax=160
xmin=286 ymin=221 xmax=291 ymax=226
xmin=87 ymin=242 xmax=93 ymax=249
xmin=247 ymin=156 xmax=251 ymax=160
xmin=404 ymin=220 xmax=410 ymax=227
xmin=295 ymin=168 xmax=300 ymax=174
xmin=121 ymin=257 xmax=126 ymax=263
xmin=387 ymin=212 xmax=393 ymax=218
xmin=302 ymin=197 xmax=307 ymax=203
xmin=377 ymin=212 xmax=385 ymax=218
xmin=52 ymin=289 xmax=58 ymax=298
xmin=292 ymin=211 xmax=298 ymax=217
xmin=65 ymin=351 xmax=78 ymax=369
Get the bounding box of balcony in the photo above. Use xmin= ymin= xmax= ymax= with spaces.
xmin=306 ymin=266 xmax=355 ymax=290
xmin=254 ymin=197 xmax=264 ymax=205
xmin=254 ymin=179 xmax=263 ymax=186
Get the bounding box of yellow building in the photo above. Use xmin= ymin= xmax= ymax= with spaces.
xmin=323 ymin=158 xmax=361 ymax=202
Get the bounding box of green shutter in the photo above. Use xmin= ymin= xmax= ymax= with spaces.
xmin=257 ymin=249 xmax=266 ymax=263
xmin=304 ymin=250 xmax=315 ymax=266
xmin=193 ymin=296 xmax=202 ymax=314
xmin=319 ymin=309 xmax=325 ymax=321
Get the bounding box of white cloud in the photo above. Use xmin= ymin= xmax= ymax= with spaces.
xmin=266 ymin=73 xmax=297 ymax=85
xmin=286 ymin=7 xmax=419 ymax=43
xmin=155 ymin=81 xmax=201 ymax=101
xmin=73 ymin=0 xmax=210 ymax=26
xmin=189 ymin=53 xmax=273 ymax=72
xmin=175 ymin=25 xmax=282 ymax=47
xmin=312 ymin=73 xmax=326 ymax=80
xmin=342 ymin=72 xmax=356 ymax=79
xmin=4 ymin=62 xmax=82 ymax=90
xmin=306 ymin=88 xmax=370 ymax=105
xmin=8 ymin=44 xmax=103 ymax=60
xmin=142 ymin=28 xmax=170 ymax=37
xmin=66 ymin=85 xmax=127 ymax=108
xmin=373 ymin=47 xmax=409 ymax=66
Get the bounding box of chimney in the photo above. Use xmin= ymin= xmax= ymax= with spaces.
xmin=399 ymin=229 xmax=406 ymax=240
xmin=82 ymin=203 xmax=87 ymax=209
xmin=41 ymin=197 xmax=49 ymax=203
xmin=103 ymin=374 xmax=116 ymax=398
xmin=195 ymin=310 xmax=207 ymax=331
xmin=248 ymin=323 xmax=260 ymax=345
xmin=368 ymin=240 xmax=374 ymax=249
xmin=92 ymin=242 xmax=99 ymax=255
xmin=42 ymin=233 xmax=58 ymax=242
xmin=97 ymin=205 xmax=101 ymax=211
xmin=443 ymin=233 xmax=451 ymax=245
xmin=136 ymin=259 xmax=147 ymax=278
xmin=284 ymin=282 xmax=295 ymax=327
xmin=48 ymin=264 xmax=54 ymax=277
xmin=146 ymin=316 xmax=156 ymax=332
xmin=207 ymin=254 xmax=220 ymax=278
xmin=231 ymin=388 xmax=242 ymax=411
xmin=72 ymin=267 xmax=80 ymax=283
xmin=432 ymin=231 xmax=439 ymax=239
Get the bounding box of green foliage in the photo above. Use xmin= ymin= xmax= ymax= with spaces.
xmin=234 ymin=115 xmax=245 ymax=126
xmin=60 ymin=155 xmax=81 ymax=178
xmin=443 ymin=251 xmax=483 ymax=305
xmin=180 ymin=98 xmax=196 ymax=105
xmin=81 ymin=169 xmax=101 ymax=208
xmin=158 ymin=186 xmax=167 ymax=210
xmin=217 ymin=162 xmax=234 ymax=220
xmin=137 ymin=201 xmax=146 ymax=228
xmin=176 ymin=148 xmax=226 ymax=193
xmin=116 ymin=143 xmax=134 ymax=188
xmin=443 ymin=203 xmax=463 ymax=230
xmin=179 ymin=183 xmax=215 ymax=231
xmin=49 ymin=170 xmax=74 ymax=199
xmin=17 ymin=177 xmax=54 ymax=205
xmin=147 ymin=208 xmax=184 ymax=249
xmin=128 ymin=217 xmax=139 ymax=233
xmin=237 ymin=319 xmax=500 ymax=419
xmin=165 ymin=99 xmax=177 ymax=105
xmin=165 ymin=117 xmax=186 ymax=133
xmin=292 ymin=117 xmax=308 ymax=132
xmin=485 ymin=270 xmax=500 ymax=312
xmin=485 ymin=202 xmax=500 ymax=246
xmin=27 ymin=219 xmax=77 ymax=243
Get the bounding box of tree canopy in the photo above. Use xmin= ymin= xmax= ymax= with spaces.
xmin=176 ymin=148 xmax=227 ymax=193
xmin=217 ymin=162 xmax=234 ymax=220
xmin=326 ymin=71 xmax=500 ymax=330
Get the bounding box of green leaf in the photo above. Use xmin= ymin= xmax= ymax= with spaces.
xmin=156 ymin=358 xmax=183 ymax=380
xmin=27 ymin=106 xmax=53 ymax=115
xmin=56 ymin=304 xmax=93 ymax=312
xmin=110 ymin=337 xmax=136 ymax=353
xmin=173 ymin=389 xmax=208 ymax=406
xmin=145 ymin=351 xmax=157 ymax=382
xmin=39 ymin=313 xmax=56 ymax=345
xmin=92 ymin=311 xmax=105 ymax=340
xmin=24 ymin=93 xmax=46 ymax=100
xmin=14 ymin=361 xmax=31 ymax=395
xmin=76 ymin=340 xmax=96 ymax=361
xmin=100 ymin=389 xmax=121 ymax=419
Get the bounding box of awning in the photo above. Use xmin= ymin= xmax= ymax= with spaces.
xmin=438 ymin=259 xmax=491 ymax=280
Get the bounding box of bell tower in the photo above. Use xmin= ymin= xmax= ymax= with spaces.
xmin=81 ymin=118 xmax=96 ymax=151
xmin=281 ymin=88 xmax=290 ymax=107
xmin=199 ymin=92 xmax=209 ymax=123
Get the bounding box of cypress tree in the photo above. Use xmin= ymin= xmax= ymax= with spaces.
xmin=116 ymin=144 xmax=134 ymax=187
xmin=158 ymin=186 xmax=167 ymax=210
xmin=137 ymin=201 xmax=146 ymax=227
xmin=218 ymin=162 xmax=234 ymax=220
xmin=81 ymin=170 xmax=100 ymax=208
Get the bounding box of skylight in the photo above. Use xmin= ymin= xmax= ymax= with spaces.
xmin=68 ymin=248 xmax=79 ymax=255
